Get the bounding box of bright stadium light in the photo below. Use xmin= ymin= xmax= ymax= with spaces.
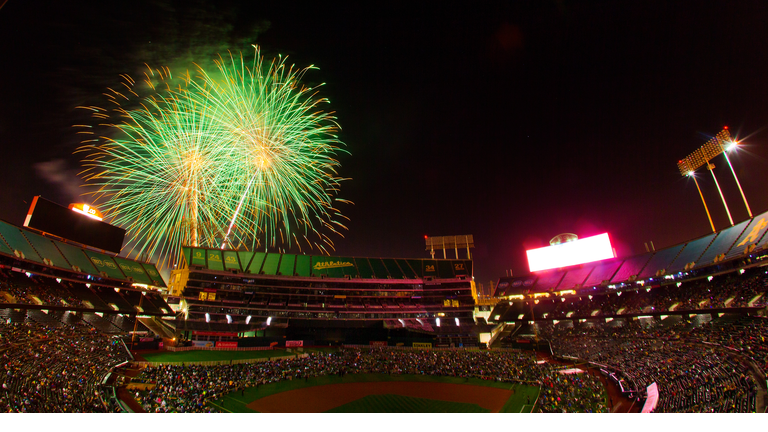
xmin=454 ymin=318 xmax=460 ymax=326
xmin=267 ymin=316 xmax=272 ymax=326
xmin=246 ymin=315 xmax=252 ymax=324
xmin=205 ymin=313 xmax=210 ymax=323
xmin=435 ymin=317 xmax=441 ymax=327
xmin=226 ymin=314 xmax=232 ymax=324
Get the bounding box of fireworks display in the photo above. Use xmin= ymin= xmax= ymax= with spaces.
xmin=76 ymin=46 xmax=349 ymax=267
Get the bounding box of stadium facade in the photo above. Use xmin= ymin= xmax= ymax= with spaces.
xmin=167 ymin=247 xmax=482 ymax=347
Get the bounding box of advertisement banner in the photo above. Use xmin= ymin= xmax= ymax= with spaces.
xmin=269 ymin=342 xmax=278 ymax=347
xmin=216 ymin=341 xmax=238 ymax=348
xmin=193 ymin=331 xmax=238 ymax=337
xmin=286 ymin=340 xmax=304 ymax=348
xmin=193 ymin=340 xmax=215 ymax=348
xmin=413 ymin=342 xmax=432 ymax=349
xmin=369 ymin=341 xmax=387 ymax=347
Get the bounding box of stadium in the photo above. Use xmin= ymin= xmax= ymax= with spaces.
xmin=2 ymin=1 xmax=768 ymax=418
xmin=0 ymin=192 xmax=767 ymax=413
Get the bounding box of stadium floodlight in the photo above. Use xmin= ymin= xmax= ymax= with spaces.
xmin=246 ymin=315 xmax=252 ymax=324
xmin=454 ymin=318 xmax=460 ymax=326
xmin=56 ymin=278 xmax=61 ymax=283
xmin=435 ymin=317 xmax=441 ymax=327
xmin=678 ymin=128 xmax=753 ymax=229
xmin=226 ymin=315 xmax=232 ymax=324
xmin=205 ymin=313 xmax=210 ymax=323
xmin=267 ymin=316 xmax=272 ymax=326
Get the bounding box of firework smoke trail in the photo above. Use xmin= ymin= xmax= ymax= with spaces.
xmin=76 ymin=47 xmax=349 ymax=268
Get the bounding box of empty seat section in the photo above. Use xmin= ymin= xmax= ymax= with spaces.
xmin=67 ymin=283 xmax=109 ymax=309
xmin=113 ymin=257 xmax=153 ymax=285
xmin=724 ymin=210 xmax=768 ymax=260
xmin=0 ymin=232 xmax=14 ymax=256
xmin=121 ymin=290 xmax=161 ymax=314
xmin=557 ymin=265 xmax=594 ymax=290
xmin=667 ymin=233 xmax=717 ymax=273
xmin=27 ymin=310 xmax=64 ymax=328
xmin=637 ymin=244 xmax=684 ymax=279
xmin=695 ymin=220 xmax=750 ymax=269
xmin=56 ymin=242 xmax=99 ymax=275
xmin=0 ymin=221 xmax=43 ymax=263
xmin=91 ymin=286 xmax=134 ymax=311
xmin=20 ymin=231 xmax=70 ymax=269
xmin=610 ymin=253 xmax=653 ymax=284
xmin=81 ymin=312 xmax=122 ymax=334
xmin=532 ymin=270 xmax=565 ymax=291
xmin=582 ymin=260 xmax=622 ymax=288
xmin=83 ymin=251 xmax=126 ymax=280
xmin=140 ymin=263 xmax=166 ymax=287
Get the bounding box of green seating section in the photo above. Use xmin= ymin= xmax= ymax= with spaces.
xmin=114 ymin=257 xmax=153 ymax=285
xmin=180 ymin=246 xmax=474 ymax=281
xmin=0 ymin=220 xmax=165 ymax=287
xmin=0 ymin=220 xmax=43 ymax=263
xmin=84 ymin=251 xmax=126 ymax=280
xmin=141 ymin=264 xmax=166 ymax=287
xmin=21 ymin=230 xmax=69 ymax=269
xmin=56 ymin=242 xmax=99 ymax=274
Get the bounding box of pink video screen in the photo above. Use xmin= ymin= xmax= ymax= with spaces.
xmin=526 ymin=233 xmax=614 ymax=272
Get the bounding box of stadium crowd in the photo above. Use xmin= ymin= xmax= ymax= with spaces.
xmin=133 ymin=348 xmax=609 ymax=413
xmin=549 ymin=270 xmax=767 ymax=319
xmin=544 ymin=318 xmax=763 ymax=413
xmin=0 ymin=269 xmax=84 ymax=308
xmin=0 ymin=319 xmax=131 ymax=412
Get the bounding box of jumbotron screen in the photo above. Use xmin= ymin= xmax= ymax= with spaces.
xmin=23 ymin=196 xmax=125 ymax=254
xmin=526 ymin=233 xmax=614 ymax=272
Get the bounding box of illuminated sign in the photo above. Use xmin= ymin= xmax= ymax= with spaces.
xmin=526 ymin=233 xmax=615 ymax=272
xmin=313 ymin=260 xmax=353 ymax=270
xmin=68 ymin=203 xmax=104 ymax=221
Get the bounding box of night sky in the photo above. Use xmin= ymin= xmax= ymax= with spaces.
xmin=3 ymin=1 xmax=768 ymax=286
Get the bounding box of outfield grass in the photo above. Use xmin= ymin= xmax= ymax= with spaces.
xmin=140 ymin=349 xmax=291 ymax=363
xmin=140 ymin=347 xmax=338 ymax=363
xmin=208 ymin=373 xmax=539 ymax=413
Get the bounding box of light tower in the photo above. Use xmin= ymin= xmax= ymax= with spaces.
xmin=677 ymin=128 xmax=752 ymax=231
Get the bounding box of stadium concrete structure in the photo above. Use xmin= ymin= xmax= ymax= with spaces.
xmin=167 ymin=246 xmax=481 ymax=347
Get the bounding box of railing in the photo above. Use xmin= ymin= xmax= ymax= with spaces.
xmin=165 ymin=345 xmax=272 ymax=352
xmin=131 ymin=353 xmax=306 ymax=368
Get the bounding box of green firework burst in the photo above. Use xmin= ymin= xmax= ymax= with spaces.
xmin=76 ymin=46 xmax=350 ymax=268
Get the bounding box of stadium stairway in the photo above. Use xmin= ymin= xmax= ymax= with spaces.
xmin=138 ymin=316 xmax=175 ymax=339
xmin=488 ymin=322 xmax=516 ymax=348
